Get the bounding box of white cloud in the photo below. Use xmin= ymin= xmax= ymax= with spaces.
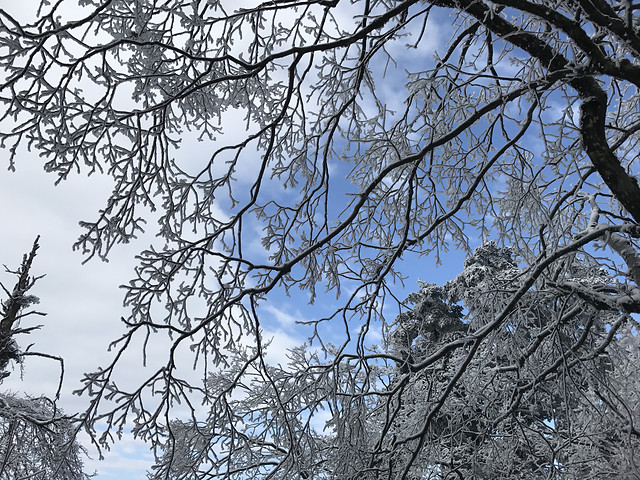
xmin=262 ymin=303 xmax=302 ymax=329
xmin=261 ymin=327 xmax=304 ymax=367
xmin=79 ymin=430 xmax=154 ymax=480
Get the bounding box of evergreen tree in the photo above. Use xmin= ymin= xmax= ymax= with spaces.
xmin=0 ymin=240 xmax=89 ymax=480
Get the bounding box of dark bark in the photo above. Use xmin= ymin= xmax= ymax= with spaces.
xmin=0 ymin=237 xmax=41 ymax=380
xmin=443 ymin=0 xmax=640 ymax=224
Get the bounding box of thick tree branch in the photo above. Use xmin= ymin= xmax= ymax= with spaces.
xmin=452 ymin=0 xmax=640 ymax=224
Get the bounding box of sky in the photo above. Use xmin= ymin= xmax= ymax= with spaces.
xmin=0 ymin=147 xmax=371 ymax=476
xmin=0 ymin=145 xmax=465 ymax=479
xmin=3 ymin=2 xmax=639 ymax=478
xmin=0 ymin=152 xmax=157 ymax=477
xmin=0 ymin=1 xmax=467 ymax=478
xmin=0 ymin=154 xmax=390 ymax=476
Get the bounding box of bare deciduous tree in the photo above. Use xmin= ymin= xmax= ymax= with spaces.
xmin=2 ymin=0 xmax=640 ymax=477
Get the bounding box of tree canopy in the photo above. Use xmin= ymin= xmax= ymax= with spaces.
xmin=2 ymin=0 xmax=640 ymax=477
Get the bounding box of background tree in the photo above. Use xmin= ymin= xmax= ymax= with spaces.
xmin=2 ymin=0 xmax=640 ymax=477
xmin=383 ymin=244 xmax=640 ymax=478
xmin=0 ymin=239 xmax=89 ymax=479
